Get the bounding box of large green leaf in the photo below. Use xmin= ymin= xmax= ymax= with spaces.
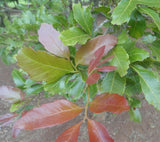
xmin=110 ymin=46 xmax=130 ymax=77
xmin=137 ymin=0 xmax=160 ymax=8
xmin=59 ymin=27 xmax=91 ymax=46
xmin=128 ymin=47 xmax=149 ymax=63
xmin=17 ymin=47 xmax=73 ymax=83
xmin=73 ymin=3 xmax=93 ymax=35
xmin=128 ymin=10 xmax=146 ymax=38
xmin=138 ymin=7 xmax=160 ymax=31
xmin=132 ymin=65 xmax=160 ymax=110
xmin=101 ymin=71 xmax=126 ymax=95
xmin=111 ymin=0 xmax=137 ymax=25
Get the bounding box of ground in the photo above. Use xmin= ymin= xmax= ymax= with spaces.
xmin=1 ymin=15 xmax=160 ymax=142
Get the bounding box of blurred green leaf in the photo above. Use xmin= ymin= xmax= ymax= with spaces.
xmin=129 ymin=108 xmax=141 ymax=122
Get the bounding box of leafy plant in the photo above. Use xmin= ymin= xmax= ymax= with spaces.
xmin=0 ymin=0 xmax=160 ymax=141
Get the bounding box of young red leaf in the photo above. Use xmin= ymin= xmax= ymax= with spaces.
xmin=88 ymin=46 xmax=105 ymax=73
xmin=55 ymin=122 xmax=81 ymax=142
xmin=0 ymin=113 xmax=17 ymax=123
xmin=88 ymin=119 xmax=114 ymax=142
xmin=0 ymin=86 xmax=23 ymax=103
xmin=89 ymin=93 xmax=129 ymax=114
xmin=86 ymin=72 xmax=100 ymax=85
xmin=97 ymin=55 xmax=115 ymax=66
xmin=38 ymin=23 xmax=70 ymax=58
xmin=75 ymin=34 xmax=117 ymax=65
xmin=96 ymin=66 xmax=117 ymax=72
xmin=12 ymin=99 xmax=83 ymax=137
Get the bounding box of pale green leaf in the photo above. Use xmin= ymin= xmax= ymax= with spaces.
xmin=129 ymin=108 xmax=141 ymax=122
xmin=10 ymin=101 xmax=24 ymax=112
xmin=60 ymin=27 xmax=91 ymax=46
xmin=73 ymin=3 xmax=93 ymax=35
xmin=142 ymin=35 xmax=156 ymax=43
xmin=137 ymin=0 xmax=160 ymax=8
xmin=111 ymin=0 xmax=137 ymax=25
xmin=101 ymin=71 xmax=126 ymax=95
xmin=138 ymin=7 xmax=160 ymax=31
xmin=128 ymin=48 xmax=149 ymax=63
xmin=17 ymin=47 xmax=73 ymax=83
xmin=110 ymin=46 xmax=130 ymax=77
xmin=132 ymin=65 xmax=160 ymax=110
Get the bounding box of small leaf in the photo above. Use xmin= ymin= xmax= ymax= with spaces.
xmin=138 ymin=7 xmax=160 ymax=31
xmin=24 ymin=84 xmax=43 ymax=96
xmin=142 ymin=35 xmax=156 ymax=43
xmin=129 ymin=108 xmax=141 ymax=123
xmin=55 ymin=122 xmax=81 ymax=142
xmin=0 ymin=86 xmax=23 ymax=103
xmin=96 ymin=66 xmax=117 ymax=72
xmin=10 ymin=101 xmax=24 ymax=112
xmin=17 ymin=47 xmax=73 ymax=83
xmin=75 ymin=34 xmax=117 ymax=65
xmin=132 ymin=65 xmax=160 ymax=110
xmin=38 ymin=23 xmax=70 ymax=58
xmin=128 ymin=47 xmax=149 ymax=63
xmin=73 ymin=3 xmax=93 ymax=35
xmin=89 ymin=93 xmax=129 ymax=114
xmin=101 ymin=72 xmax=126 ymax=95
xmin=87 ymin=119 xmax=114 ymax=142
xmin=86 ymin=73 xmax=100 ymax=85
xmin=110 ymin=46 xmax=130 ymax=77
xmin=60 ymin=27 xmax=91 ymax=46
xmin=12 ymin=99 xmax=83 ymax=137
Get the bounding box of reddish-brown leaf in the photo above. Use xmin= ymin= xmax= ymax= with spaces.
xmin=0 ymin=113 xmax=17 ymax=123
xmin=96 ymin=66 xmax=117 ymax=72
xmin=0 ymin=86 xmax=23 ymax=103
xmin=38 ymin=23 xmax=70 ymax=58
xmin=88 ymin=46 xmax=105 ymax=73
xmin=12 ymin=99 xmax=83 ymax=137
xmin=75 ymin=34 xmax=117 ymax=65
xmin=88 ymin=119 xmax=114 ymax=142
xmin=55 ymin=122 xmax=81 ymax=142
xmin=86 ymin=72 xmax=100 ymax=85
xmin=89 ymin=93 xmax=129 ymax=114
xmin=97 ymin=55 xmax=115 ymax=66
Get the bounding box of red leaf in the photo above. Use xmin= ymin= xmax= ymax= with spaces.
xmin=75 ymin=34 xmax=117 ymax=65
xmin=86 ymin=72 xmax=100 ymax=85
xmin=0 ymin=113 xmax=17 ymax=123
xmin=38 ymin=23 xmax=70 ymax=58
xmin=55 ymin=122 xmax=81 ymax=142
xmin=96 ymin=66 xmax=117 ymax=72
xmin=88 ymin=119 xmax=114 ymax=142
xmin=0 ymin=86 xmax=23 ymax=103
xmin=89 ymin=93 xmax=129 ymax=114
xmin=88 ymin=46 xmax=105 ymax=73
xmin=12 ymin=99 xmax=83 ymax=137
xmin=97 ymin=55 xmax=115 ymax=66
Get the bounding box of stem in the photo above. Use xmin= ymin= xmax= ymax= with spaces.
xmin=82 ymin=85 xmax=90 ymax=123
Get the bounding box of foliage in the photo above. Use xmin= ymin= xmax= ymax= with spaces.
xmin=0 ymin=0 xmax=160 ymax=141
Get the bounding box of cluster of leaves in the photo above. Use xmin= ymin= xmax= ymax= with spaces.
xmin=0 ymin=0 xmax=160 ymax=141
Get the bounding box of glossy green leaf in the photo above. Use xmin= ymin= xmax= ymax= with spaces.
xmin=137 ymin=0 xmax=160 ymax=8
xmin=132 ymin=65 xmax=160 ymax=110
xmin=73 ymin=3 xmax=93 ymax=35
xmin=129 ymin=108 xmax=141 ymax=122
xmin=110 ymin=46 xmax=130 ymax=77
xmin=111 ymin=0 xmax=137 ymax=25
xmin=17 ymin=47 xmax=73 ymax=83
xmin=60 ymin=27 xmax=91 ymax=46
xmin=12 ymin=69 xmax=26 ymax=88
xmin=101 ymin=71 xmax=126 ymax=95
xmin=128 ymin=48 xmax=149 ymax=63
xmin=138 ymin=7 xmax=160 ymax=31
xmin=128 ymin=10 xmax=146 ymax=38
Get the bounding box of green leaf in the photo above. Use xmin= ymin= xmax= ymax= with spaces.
xmin=73 ymin=3 xmax=93 ymax=35
xmin=128 ymin=48 xmax=149 ymax=63
xmin=10 ymin=101 xmax=24 ymax=113
xmin=138 ymin=7 xmax=160 ymax=31
xmin=17 ymin=47 xmax=73 ymax=83
xmin=60 ymin=27 xmax=91 ymax=46
xmin=101 ymin=71 xmax=126 ymax=95
xmin=111 ymin=0 xmax=137 ymax=25
xmin=142 ymin=35 xmax=156 ymax=43
xmin=129 ymin=108 xmax=141 ymax=122
xmin=93 ymin=6 xmax=110 ymax=18
xmin=149 ymin=46 xmax=160 ymax=61
xmin=132 ymin=65 xmax=160 ymax=110
xmin=12 ymin=69 xmax=26 ymax=88
xmin=137 ymin=0 xmax=160 ymax=8
xmin=128 ymin=10 xmax=146 ymax=38
xmin=24 ymin=84 xmax=43 ymax=96
xmin=128 ymin=97 xmax=141 ymax=108
xmin=110 ymin=46 xmax=130 ymax=77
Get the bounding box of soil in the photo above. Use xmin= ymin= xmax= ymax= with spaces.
xmin=1 ymin=15 xmax=160 ymax=142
